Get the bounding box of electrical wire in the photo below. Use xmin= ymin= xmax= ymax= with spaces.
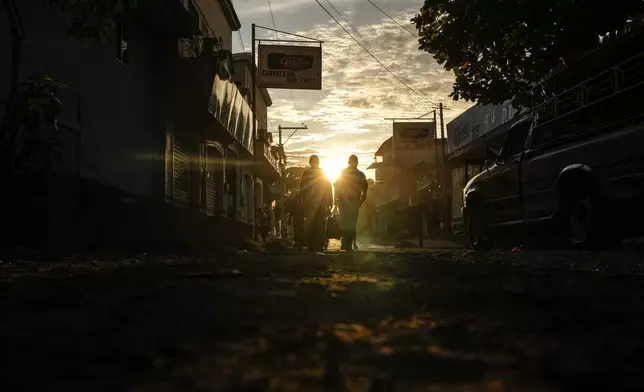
xmin=283 ymin=129 xmax=298 ymax=145
xmin=315 ymin=0 xmax=427 ymax=98
xmin=266 ymin=0 xmax=298 ymax=111
xmin=266 ymin=0 xmax=278 ymax=39
xmin=237 ymin=30 xmax=245 ymax=52
xmin=324 ymin=0 xmax=371 ymax=47
xmin=367 ymin=0 xmax=419 ymax=38
xmin=323 ymin=0 xmax=404 ymax=73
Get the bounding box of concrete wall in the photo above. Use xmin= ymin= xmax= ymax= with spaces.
xmin=0 ymin=0 xmax=169 ymax=198
xmin=197 ymin=0 xmax=234 ymax=51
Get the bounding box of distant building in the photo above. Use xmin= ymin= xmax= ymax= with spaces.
xmin=367 ymin=121 xmax=444 ymax=241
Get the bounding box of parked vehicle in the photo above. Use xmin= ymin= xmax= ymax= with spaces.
xmin=463 ymin=39 xmax=644 ymax=249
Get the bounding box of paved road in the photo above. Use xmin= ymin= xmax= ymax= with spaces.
xmin=3 ymin=244 xmax=644 ymax=391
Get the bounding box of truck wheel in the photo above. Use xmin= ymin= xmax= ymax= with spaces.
xmin=567 ymin=196 xmax=594 ymax=247
xmin=564 ymin=195 xmax=618 ymax=248
xmin=467 ymin=206 xmax=492 ymax=250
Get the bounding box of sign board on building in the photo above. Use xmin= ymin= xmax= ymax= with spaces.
xmin=446 ymin=101 xmax=518 ymax=154
xmin=392 ymin=121 xmax=438 ymax=169
xmin=257 ymin=45 xmax=322 ymax=90
xmin=392 ymin=121 xmax=436 ymax=150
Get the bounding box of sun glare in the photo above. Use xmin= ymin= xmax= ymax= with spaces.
xmin=322 ymin=158 xmax=346 ymax=183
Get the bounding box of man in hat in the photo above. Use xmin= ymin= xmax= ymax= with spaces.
xmin=334 ymin=155 xmax=368 ymax=251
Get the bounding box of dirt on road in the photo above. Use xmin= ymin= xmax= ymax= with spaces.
xmin=2 ymin=244 xmax=644 ymax=391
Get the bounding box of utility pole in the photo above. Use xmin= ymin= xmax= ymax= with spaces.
xmin=438 ymin=102 xmax=448 ymax=236
xmin=251 ymin=24 xmax=257 ymax=240
xmin=277 ymin=124 xmax=307 ymax=239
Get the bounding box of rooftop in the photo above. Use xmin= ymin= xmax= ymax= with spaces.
xmin=217 ymin=0 xmax=241 ymax=31
xmin=232 ymin=52 xmax=273 ymax=107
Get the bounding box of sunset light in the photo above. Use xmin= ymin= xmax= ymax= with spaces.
xmin=321 ymin=157 xmax=345 ymax=183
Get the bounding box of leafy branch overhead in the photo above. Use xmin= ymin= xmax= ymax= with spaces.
xmin=1 ymin=0 xmax=139 ymax=171
xmin=412 ymin=0 xmax=644 ymax=107
xmin=49 ymin=0 xmax=138 ymax=41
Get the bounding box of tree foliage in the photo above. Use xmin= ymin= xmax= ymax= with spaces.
xmin=49 ymin=0 xmax=137 ymax=41
xmin=285 ymin=166 xmax=307 ymax=196
xmin=412 ymin=0 xmax=644 ymax=107
xmin=1 ymin=0 xmax=138 ymax=170
xmin=11 ymin=76 xmax=67 ymax=171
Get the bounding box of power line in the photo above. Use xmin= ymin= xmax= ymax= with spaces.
xmin=265 ymin=0 xmax=298 ymax=111
xmin=266 ymin=0 xmax=278 ymax=39
xmin=323 ymin=0 xmax=404 ymax=74
xmin=367 ymin=0 xmax=419 ymax=39
xmin=284 ymin=129 xmax=298 ymax=145
xmin=324 ymin=0 xmax=370 ymax=47
xmin=315 ymin=0 xmax=427 ymax=98
xmin=237 ymin=30 xmax=245 ymax=52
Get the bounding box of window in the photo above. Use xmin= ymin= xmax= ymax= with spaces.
xmin=502 ymin=120 xmax=531 ymax=157
xmin=115 ymin=15 xmax=130 ymax=64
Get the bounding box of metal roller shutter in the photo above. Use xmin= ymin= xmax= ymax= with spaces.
xmin=173 ymin=137 xmax=190 ymax=208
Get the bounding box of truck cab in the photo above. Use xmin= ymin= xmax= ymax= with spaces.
xmin=463 ymin=35 xmax=644 ymax=249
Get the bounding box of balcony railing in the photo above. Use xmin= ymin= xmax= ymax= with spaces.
xmin=531 ymin=49 xmax=644 ymax=146
xmin=265 ymin=146 xmax=280 ymax=174
xmin=209 ymin=73 xmax=255 ymax=155
xmin=255 ymin=141 xmax=280 ymax=176
xmin=178 ymin=36 xmax=221 ymax=59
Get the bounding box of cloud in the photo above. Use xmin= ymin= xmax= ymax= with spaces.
xmin=245 ymin=2 xmax=473 ymax=175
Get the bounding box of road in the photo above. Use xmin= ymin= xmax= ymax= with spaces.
xmin=3 ymin=242 xmax=644 ymax=391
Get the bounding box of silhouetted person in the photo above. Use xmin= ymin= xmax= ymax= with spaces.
xmin=290 ymin=190 xmax=305 ymax=251
xmin=299 ymin=155 xmax=333 ymax=252
xmin=334 ymin=155 xmax=368 ymax=252
xmin=258 ymin=205 xmax=269 ymax=242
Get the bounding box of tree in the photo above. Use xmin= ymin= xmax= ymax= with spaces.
xmin=284 ymin=166 xmax=307 ymax=196
xmin=411 ymin=0 xmax=644 ymax=107
xmin=1 ymin=0 xmax=137 ymax=169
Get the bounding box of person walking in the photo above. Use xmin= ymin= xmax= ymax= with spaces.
xmin=290 ymin=190 xmax=305 ymax=251
xmin=299 ymin=155 xmax=333 ymax=252
xmin=334 ymin=155 xmax=368 ymax=252
xmin=256 ymin=207 xmax=269 ymax=242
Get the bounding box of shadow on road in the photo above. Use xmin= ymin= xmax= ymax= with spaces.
xmin=2 ymin=248 xmax=644 ymax=391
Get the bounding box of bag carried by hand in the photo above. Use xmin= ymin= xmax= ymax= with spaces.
xmin=326 ymin=206 xmax=342 ymax=240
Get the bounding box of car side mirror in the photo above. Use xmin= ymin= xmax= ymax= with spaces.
xmin=485 ymin=144 xmax=500 ymax=160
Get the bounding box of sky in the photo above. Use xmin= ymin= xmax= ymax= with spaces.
xmin=230 ymin=0 xmax=472 ymax=180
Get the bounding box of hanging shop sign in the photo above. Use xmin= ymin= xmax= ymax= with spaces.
xmin=257 ymin=44 xmax=322 ymax=90
xmin=446 ymin=101 xmax=517 ymax=153
xmin=393 ymin=121 xmax=436 ymax=150
xmin=392 ymin=121 xmax=438 ymax=168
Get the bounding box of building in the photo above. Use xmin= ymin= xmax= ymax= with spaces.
xmin=446 ymin=101 xmax=520 ymax=234
xmin=231 ymin=52 xmax=281 ymax=236
xmin=0 ymin=0 xmax=264 ymax=250
xmin=367 ymin=121 xmax=444 ymax=241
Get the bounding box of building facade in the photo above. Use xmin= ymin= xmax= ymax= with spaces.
xmin=446 ymin=101 xmax=519 ymax=234
xmin=367 ymin=124 xmax=444 ymax=242
xmin=0 ymin=0 xmax=264 ymax=250
xmin=231 ymin=52 xmax=281 ymax=237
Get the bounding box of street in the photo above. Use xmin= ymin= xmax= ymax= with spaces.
xmin=3 ymin=243 xmax=644 ymax=391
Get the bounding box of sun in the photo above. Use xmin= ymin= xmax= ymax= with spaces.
xmin=321 ymin=158 xmax=346 ymax=183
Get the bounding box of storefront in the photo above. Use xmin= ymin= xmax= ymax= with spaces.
xmin=446 ymin=101 xmax=521 ymax=234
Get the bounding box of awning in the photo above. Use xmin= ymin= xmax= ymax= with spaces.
xmin=446 ymin=120 xmax=511 ymax=164
xmin=367 ymin=161 xmax=389 ymax=170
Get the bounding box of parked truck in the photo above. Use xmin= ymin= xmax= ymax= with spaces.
xmin=463 ymin=34 xmax=644 ymax=249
